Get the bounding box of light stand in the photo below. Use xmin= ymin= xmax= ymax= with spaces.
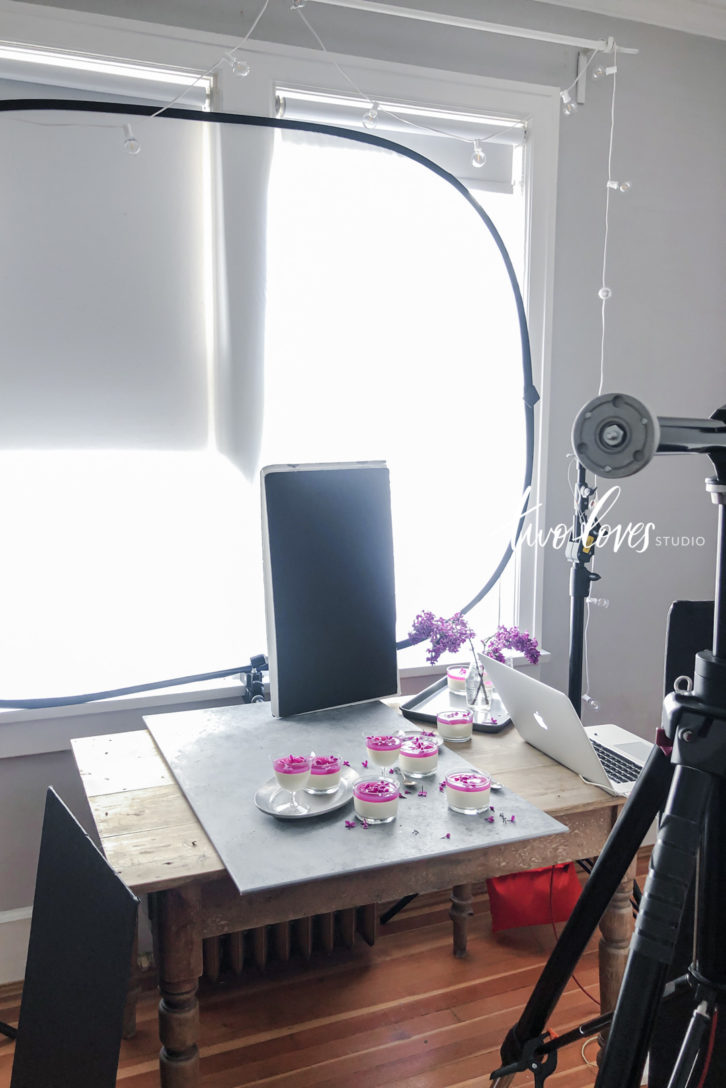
xmin=566 ymin=461 xmax=601 ymax=715
xmin=491 ymin=394 xmax=726 ymax=1088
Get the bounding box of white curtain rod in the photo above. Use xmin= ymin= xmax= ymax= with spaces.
xmin=305 ymin=0 xmax=638 ymax=55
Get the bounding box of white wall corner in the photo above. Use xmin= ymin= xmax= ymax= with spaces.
xmin=0 ymin=907 xmax=31 ymax=986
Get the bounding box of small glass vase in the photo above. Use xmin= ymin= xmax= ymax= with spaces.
xmin=465 ymin=657 xmax=491 ymax=710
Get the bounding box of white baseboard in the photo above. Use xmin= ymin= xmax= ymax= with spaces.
xmin=0 ymin=907 xmax=31 ymax=986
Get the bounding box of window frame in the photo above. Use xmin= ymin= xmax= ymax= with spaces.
xmin=0 ymin=4 xmax=560 ymax=726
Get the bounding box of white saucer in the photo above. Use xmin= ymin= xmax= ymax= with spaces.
xmin=254 ymin=765 xmax=359 ymax=820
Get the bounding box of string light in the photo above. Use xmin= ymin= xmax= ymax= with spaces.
xmin=471 ymin=139 xmax=487 ymax=167
xmin=290 ymin=0 xmax=308 ymax=8
xmin=122 ymin=123 xmax=141 ymax=155
xmin=607 ymin=178 xmax=631 ymax=192
xmin=362 ymin=102 xmax=379 ymax=129
xmin=560 ymin=90 xmax=577 ymax=116
xmin=228 ymin=54 xmax=251 ymax=78
xmin=593 ymin=65 xmax=618 ymax=80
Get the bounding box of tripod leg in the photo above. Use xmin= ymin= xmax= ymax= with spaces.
xmin=498 ymin=744 xmax=673 ymax=1069
xmin=594 ymin=764 xmax=713 ymax=1088
xmin=666 ymin=1000 xmax=715 ymax=1088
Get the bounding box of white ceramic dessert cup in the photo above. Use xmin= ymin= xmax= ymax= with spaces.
xmin=436 ymin=709 xmax=474 ymax=744
xmin=272 ymin=754 xmax=312 ymax=814
xmin=397 ymin=737 xmax=439 ymax=779
xmin=445 ymin=771 xmax=491 ymax=814
xmin=353 ymin=777 xmax=400 ymax=824
xmin=365 ymin=734 xmax=403 ymax=768
xmin=304 ymin=754 xmax=344 ymax=795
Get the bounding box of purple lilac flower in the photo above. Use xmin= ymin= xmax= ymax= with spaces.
xmin=408 ymin=610 xmax=476 ymax=665
xmin=418 ymin=788 xmax=427 ymax=797
xmin=482 ymin=625 xmax=540 ymax=665
xmin=344 ymin=820 xmax=356 ymax=829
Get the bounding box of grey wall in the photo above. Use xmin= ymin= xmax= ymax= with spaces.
xmin=240 ymin=0 xmax=725 ymax=736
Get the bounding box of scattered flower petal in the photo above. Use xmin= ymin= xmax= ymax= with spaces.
xmin=344 ymin=820 xmax=356 ymax=829
xmin=510 ymin=815 xmax=516 ymax=822
xmin=361 ymin=759 xmax=369 ymax=768
xmin=343 ymin=760 xmax=351 ymax=767
xmin=441 ymin=832 xmax=451 ymax=839
xmin=418 ymin=788 xmax=427 ymax=797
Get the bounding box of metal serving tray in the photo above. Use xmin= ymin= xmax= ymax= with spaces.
xmin=400 ymin=676 xmax=512 ymax=734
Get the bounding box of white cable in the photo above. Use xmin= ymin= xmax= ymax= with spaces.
xmin=294 ymin=4 xmax=526 ymax=149
xmin=562 ymin=47 xmax=602 ymax=98
xmin=597 ymin=43 xmax=618 ymax=396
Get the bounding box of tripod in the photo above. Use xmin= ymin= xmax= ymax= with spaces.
xmin=491 ymin=396 xmax=726 ymax=1088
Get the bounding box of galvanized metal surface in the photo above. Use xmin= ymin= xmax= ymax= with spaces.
xmin=145 ymin=700 xmax=567 ymax=896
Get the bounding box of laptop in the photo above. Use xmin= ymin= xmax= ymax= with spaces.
xmin=482 ymin=656 xmax=653 ymax=797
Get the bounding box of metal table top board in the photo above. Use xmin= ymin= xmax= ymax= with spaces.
xmin=145 ymin=700 xmax=567 ymax=896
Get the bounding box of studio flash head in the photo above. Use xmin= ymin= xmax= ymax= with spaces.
xmin=572 ymin=393 xmax=660 ymax=478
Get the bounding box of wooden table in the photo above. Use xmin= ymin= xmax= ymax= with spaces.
xmin=71 ymin=721 xmax=633 ymax=1088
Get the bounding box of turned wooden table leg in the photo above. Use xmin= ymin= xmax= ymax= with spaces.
xmin=450 ymin=883 xmax=474 ymax=957
xmin=151 ymin=885 xmax=203 ymax=1088
xmin=597 ymin=859 xmax=636 ymax=1058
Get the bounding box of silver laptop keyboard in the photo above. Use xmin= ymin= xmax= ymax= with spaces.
xmin=591 ymin=740 xmax=642 ymax=784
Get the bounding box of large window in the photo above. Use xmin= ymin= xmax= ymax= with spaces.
xmin=0 ymin=35 xmax=553 ymax=704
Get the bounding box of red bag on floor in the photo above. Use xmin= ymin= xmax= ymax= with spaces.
xmin=486 ymin=864 xmax=582 ymax=933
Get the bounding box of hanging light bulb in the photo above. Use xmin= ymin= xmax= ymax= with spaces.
xmin=471 ymin=140 xmax=487 ymax=168
xmin=229 ymin=55 xmax=251 ymax=77
xmin=122 ymin=123 xmax=141 ymax=156
xmin=290 ymin=0 xmax=307 ymax=8
xmin=593 ymin=64 xmax=618 ymax=80
xmin=598 ymin=286 xmax=612 ymax=300
xmin=362 ymin=102 xmax=379 ymax=129
xmin=582 ymin=693 xmax=600 ymax=710
xmin=560 ymin=90 xmax=577 ymax=116
xmin=607 ymin=179 xmax=632 ymax=193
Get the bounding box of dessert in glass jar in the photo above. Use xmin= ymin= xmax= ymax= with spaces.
xmin=446 ymin=665 xmax=468 ymax=693
xmin=398 ymin=736 xmax=439 ymax=778
xmin=365 ymin=734 xmax=403 ymax=767
xmin=436 ymin=708 xmax=474 ymax=743
xmin=305 ymin=754 xmax=343 ymax=795
xmin=353 ymin=777 xmax=400 ymax=823
xmin=445 ymin=771 xmax=491 ymax=814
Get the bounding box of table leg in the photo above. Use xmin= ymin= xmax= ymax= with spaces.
xmin=597 ymin=860 xmax=636 ymax=1056
xmin=151 ymin=885 xmax=203 ymax=1088
xmin=450 ymin=883 xmax=474 ymax=957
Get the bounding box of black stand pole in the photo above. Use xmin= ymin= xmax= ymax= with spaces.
xmin=567 ymin=463 xmax=600 ymax=715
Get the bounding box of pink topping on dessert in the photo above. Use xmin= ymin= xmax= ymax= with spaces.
xmin=438 ymin=710 xmax=474 ymax=726
xmin=353 ymin=779 xmax=400 ymax=802
xmin=447 ymin=666 xmax=468 ymax=681
xmin=310 ymin=755 xmax=342 ymax=775
xmin=366 ymin=734 xmax=403 ymax=751
xmin=400 ymin=738 xmax=438 ymax=758
xmin=273 ymin=754 xmax=311 ymax=775
xmin=446 ymin=772 xmax=491 ymax=793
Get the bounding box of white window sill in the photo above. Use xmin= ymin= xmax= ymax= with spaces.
xmin=0 ymin=675 xmax=247 ymax=759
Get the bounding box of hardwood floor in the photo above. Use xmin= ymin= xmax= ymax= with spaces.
xmin=0 ymin=879 xmax=613 ymax=1088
